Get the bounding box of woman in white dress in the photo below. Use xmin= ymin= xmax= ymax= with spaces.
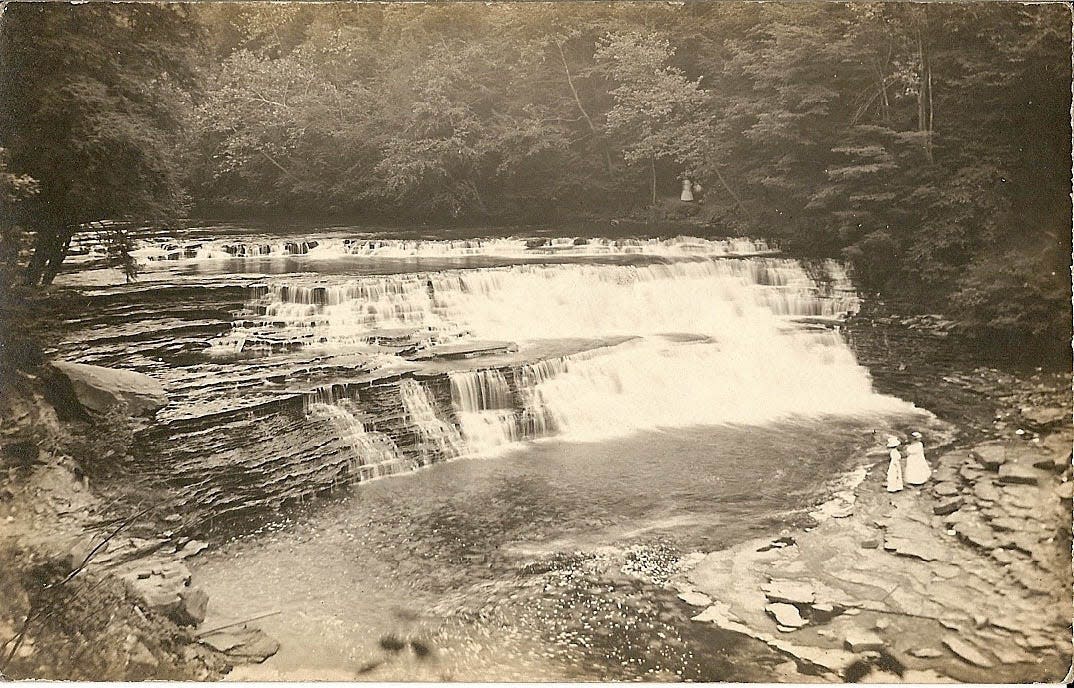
xmin=885 ymin=435 xmax=904 ymax=492
xmin=904 ymin=431 xmax=931 ymax=485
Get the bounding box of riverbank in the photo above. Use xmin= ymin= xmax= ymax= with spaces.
xmin=673 ymin=388 xmax=1072 ymax=682
xmin=0 ymin=365 xmax=277 ymax=680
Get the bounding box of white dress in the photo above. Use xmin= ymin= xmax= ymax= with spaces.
xmin=904 ymin=441 xmax=930 ymax=485
xmin=886 ymin=448 xmax=904 ymax=492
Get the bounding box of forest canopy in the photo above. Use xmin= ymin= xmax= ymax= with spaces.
xmin=0 ymin=1 xmax=1070 ymax=348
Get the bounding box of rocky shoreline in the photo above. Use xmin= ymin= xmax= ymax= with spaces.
xmin=0 ymin=362 xmax=278 ymax=680
xmin=672 ymin=410 xmax=1072 ymax=682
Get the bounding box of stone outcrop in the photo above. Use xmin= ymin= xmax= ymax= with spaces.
xmin=676 ymin=426 xmax=1073 ymax=683
xmin=51 ymin=361 xmax=168 ymax=415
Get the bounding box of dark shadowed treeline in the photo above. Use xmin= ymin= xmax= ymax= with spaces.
xmin=0 ymin=1 xmax=1070 ymax=349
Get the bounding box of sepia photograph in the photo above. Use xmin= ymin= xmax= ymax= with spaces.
xmin=0 ymin=0 xmax=1071 ymax=682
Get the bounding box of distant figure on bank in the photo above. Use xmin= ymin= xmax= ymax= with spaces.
xmin=885 ymin=436 xmax=904 ymax=492
xmin=904 ymin=431 xmax=931 ymax=485
xmin=681 ymin=178 xmax=695 ymax=202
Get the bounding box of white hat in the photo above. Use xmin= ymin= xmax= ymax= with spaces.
xmin=886 ymin=436 xmax=901 ymax=448
xmin=911 ymin=431 xmax=922 ymax=439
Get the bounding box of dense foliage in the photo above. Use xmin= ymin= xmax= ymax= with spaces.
xmin=0 ymin=2 xmax=199 ymax=286
xmin=0 ymin=1 xmax=1070 ymax=351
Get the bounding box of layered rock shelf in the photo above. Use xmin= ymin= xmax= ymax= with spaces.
xmin=673 ymin=428 xmax=1073 ymax=682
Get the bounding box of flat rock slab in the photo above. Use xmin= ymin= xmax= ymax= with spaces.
xmin=973 ymin=481 xmax=1001 ymax=502
xmin=942 ymin=637 xmax=993 ymax=667
xmin=406 ymin=340 xmax=517 ymax=360
xmin=988 ymin=517 xmax=1024 ymax=533
xmin=52 ymin=360 xmax=168 ymax=415
xmin=1020 ymin=406 xmax=1070 ymax=429
xmin=933 ymin=481 xmax=960 ymax=497
xmin=201 ymin=627 xmax=279 ymax=663
xmin=971 ymin=443 xmax=1008 ymax=470
xmin=953 ymin=520 xmax=1000 ymax=550
xmin=843 ymin=629 xmax=884 ymax=652
xmin=765 ymin=602 xmax=808 ymax=628
xmin=933 ymin=497 xmax=963 ymax=515
xmin=998 ymin=484 xmax=1042 ymax=509
xmin=997 ymin=463 xmax=1039 ymax=485
xmin=678 ymin=590 xmax=713 ymax=607
xmin=762 ymin=579 xmax=816 ymax=605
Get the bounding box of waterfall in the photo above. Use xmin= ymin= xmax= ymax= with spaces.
xmin=175 ymin=241 xmax=925 ymax=503
xmin=398 ymin=379 xmax=464 ymax=461
xmin=211 ymin=258 xmax=860 ymax=355
xmin=508 ymin=334 xmax=914 ymax=441
xmin=308 ymin=400 xmax=413 ymax=481
xmin=448 ymin=370 xmax=525 ymax=454
xmin=118 ymin=234 xmax=778 ymax=263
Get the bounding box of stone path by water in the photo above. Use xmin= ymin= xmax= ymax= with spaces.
xmin=675 ymin=427 xmax=1073 ymax=682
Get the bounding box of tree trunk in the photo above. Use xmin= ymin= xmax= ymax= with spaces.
xmin=556 ymin=42 xmax=613 ymax=175
xmin=650 ymin=157 xmax=657 ymax=207
xmin=22 ymin=223 xmax=69 ymax=286
xmin=41 ymin=231 xmax=73 ymax=285
xmin=916 ymin=14 xmax=934 ymax=163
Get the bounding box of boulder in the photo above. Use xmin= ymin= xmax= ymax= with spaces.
xmin=124 ymin=634 xmax=159 ymax=670
xmin=176 ymin=588 xmax=209 ymax=626
xmin=51 ymin=361 xmax=167 ymax=415
xmin=1039 ymin=433 xmax=1073 ymax=463
xmin=118 ymin=560 xmax=207 ymax=626
xmin=997 ymin=463 xmax=1039 ymax=485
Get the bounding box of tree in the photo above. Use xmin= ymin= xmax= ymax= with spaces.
xmin=0 ymin=2 xmax=200 ymax=285
xmin=596 ymin=32 xmax=707 ymax=207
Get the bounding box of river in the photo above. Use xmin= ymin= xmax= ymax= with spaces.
xmin=53 ymin=226 xmax=934 ymax=680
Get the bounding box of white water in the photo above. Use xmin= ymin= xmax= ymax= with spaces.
xmin=399 ymin=379 xmax=465 ymax=461
xmin=308 ymin=400 xmax=414 ymax=481
xmin=199 ymin=237 xmax=921 ymax=465
xmin=212 ymin=258 xmax=858 ymax=354
xmin=449 ymin=369 xmax=528 ymax=454
xmin=115 ymin=234 xmax=776 ymax=263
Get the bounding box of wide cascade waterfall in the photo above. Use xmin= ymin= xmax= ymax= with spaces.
xmin=110 ymin=233 xmax=777 ymax=263
xmin=72 ymin=237 xmax=921 ymax=523
xmin=247 ymin=253 xmax=912 ymax=459
xmin=212 ymin=258 xmax=859 ymax=354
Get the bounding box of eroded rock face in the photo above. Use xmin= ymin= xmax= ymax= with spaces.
xmin=51 ymin=361 xmax=168 ymax=416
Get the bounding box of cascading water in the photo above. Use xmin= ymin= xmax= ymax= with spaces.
xmin=104 ymin=234 xmax=778 ymax=263
xmin=307 ymin=400 xmax=413 ymax=481
xmin=58 ymin=233 xmax=925 ymax=527
xmin=247 ymin=252 xmax=915 ymax=459
xmin=211 ymin=258 xmax=860 ymax=355
xmin=449 ymin=369 xmax=525 ymax=454
xmin=399 ymin=379 xmax=465 ymax=461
